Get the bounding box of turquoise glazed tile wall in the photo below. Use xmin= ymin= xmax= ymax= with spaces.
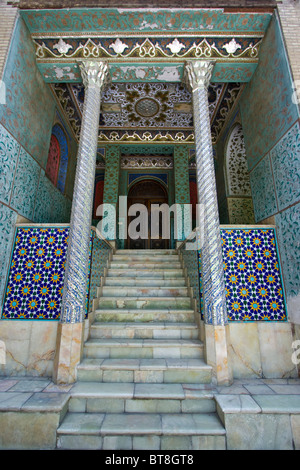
xmin=10 ymin=147 xmax=40 ymax=220
xmin=0 ymin=15 xmax=56 ymax=168
xmin=240 ymin=14 xmax=299 ymax=171
xmin=270 ymin=121 xmax=300 ymax=212
xmin=249 ymin=154 xmax=278 ymax=222
xmin=275 ymin=203 xmax=300 ymax=305
xmin=0 ymin=123 xmax=20 ymax=205
xmin=239 ymin=13 xmax=300 ymax=322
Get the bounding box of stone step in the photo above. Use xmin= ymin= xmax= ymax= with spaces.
xmin=105 ymin=278 xmax=186 ymax=287
xmin=67 ymin=382 xmax=216 ymax=415
xmin=83 ymin=338 xmax=204 ymax=360
xmin=95 ymin=309 xmax=196 ymax=323
xmin=77 ymin=358 xmax=212 ymax=383
xmin=97 ymin=297 xmax=192 ymax=310
xmin=112 ymin=254 xmax=180 ymax=262
xmin=90 ymin=322 xmax=198 ymax=339
xmin=101 ymin=286 xmax=189 ymax=297
xmin=110 ymin=262 xmax=182 ymax=269
xmin=116 ymin=250 xmax=177 ymax=255
xmin=107 ymin=269 xmax=184 ymax=278
xmin=57 ymin=412 xmax=226 ymax=450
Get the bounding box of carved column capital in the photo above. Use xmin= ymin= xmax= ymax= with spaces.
xmin=78 ymin=60 xmax=109 ymax=89
xmin=184 ymin=60 xmax=215 ymax=92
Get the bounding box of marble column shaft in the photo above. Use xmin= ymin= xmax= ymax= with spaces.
xmin=185 ymin=60 xmax=228 ymax=326
xmin=60 ymin=60 xmax=108 ymax=324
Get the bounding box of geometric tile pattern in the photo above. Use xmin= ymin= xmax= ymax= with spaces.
xmin=221 ymin=228 xmax=287 ymax=321
xmin=2 ymin=227 xmax=69 ymax=320
xmin=1 ymin=226 xmax=113 ymax=320
xmin=180 ymin=228 xmax=287 ymax=322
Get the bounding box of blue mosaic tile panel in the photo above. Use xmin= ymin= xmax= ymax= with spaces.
xmin=2 ymin=227 xmax=69 ymax=319
xmin=221 ymin=228 xmax=287 ymax=321
xmin=1 ymin=226 xmax=113 ymax=320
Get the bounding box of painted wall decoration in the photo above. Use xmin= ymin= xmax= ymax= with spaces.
xmin=21 ymin=8 xmax=272 ymax=35
xmin=221 ymin=228 xmax=287 ymax=321
xmin=1 ymin=226 xmax=112 ymax=320
xmin=45 ymin=123 xmax=69 ymax=193
xmin=225 ymin=124 xmax=251 ymax=197
xmin=32 ymin=35 xmax=262 ymax=62
xmin=45 ymin=134 xmax=60 ymax=186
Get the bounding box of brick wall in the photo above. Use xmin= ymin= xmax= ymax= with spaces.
xmin=0 ymin=3 xmax=18 ymax=81
xmin=277 ymin=0 xmax=300 ymax=89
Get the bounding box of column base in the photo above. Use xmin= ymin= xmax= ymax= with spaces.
xmin=204 ymin=323 xmax=233 ymax=386
xmin=52 ymin=322 xmax=84 ymax=385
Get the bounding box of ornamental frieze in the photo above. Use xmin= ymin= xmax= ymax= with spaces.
xmin=33 ymin=36 xmax=262 ymax=61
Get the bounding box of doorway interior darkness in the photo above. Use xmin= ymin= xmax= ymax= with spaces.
xmin=127 ymin=179 xmax=170 ymax=249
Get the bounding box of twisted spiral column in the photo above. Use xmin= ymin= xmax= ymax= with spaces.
xmin=184 ymin=60 xmax=228 ymax=326
xmin=60 ymin=60 xmax=108 ymax=324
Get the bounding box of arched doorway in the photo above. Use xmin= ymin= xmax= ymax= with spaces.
xmin=127 ymin=179 xmax=169 ymax=249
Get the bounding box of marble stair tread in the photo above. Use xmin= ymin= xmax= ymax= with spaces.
xmin=94 ymin=309 xmax=196 ymax=323
xmin=97 ymin=297 xmax=191 ymax=306
xmin=109 ymin=263 xmax=182 ymax=270
xmin=105 ymin=278 xmax=186 ymax=286
xmin=116 ymin=250 xmax=177 ymax=255
xmin=90 ymin=323 xmax=198 ymax=339
xmin=70 ymin=382 xmax=215 ymax=400
xmin=101 ymin=286 xmax=189 ymax=297
xmin=107 ymin=269 xmax=184 ymax=278
xmin=57 ymin=412 xmax=225 ymax=436
xmin=78 ymin=358 xmax=210 ymax=371
xmin=85 ymin=338 xmax=203 ymax=347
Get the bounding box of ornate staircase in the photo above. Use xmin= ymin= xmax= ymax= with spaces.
xmin=56 ymin=249 xmax=226 ymax=450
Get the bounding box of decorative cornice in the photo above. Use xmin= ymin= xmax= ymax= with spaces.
xmin=33 ymin=36 xmax=262 ymax=62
